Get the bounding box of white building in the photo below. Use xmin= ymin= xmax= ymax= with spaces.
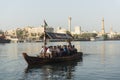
xmin=5 ymin=29 xmax=17 ymax=37
xmin=74 ymin=26 xmax=81 ymax=34
xmin=5 ymin=25 xmax=54 ymax=42
xmin=5 ymin=29 xmax=18 ymax=43
xmin=107 ymin=27 xmax=117 ymax=39
xmin=23 ymin=26 xmax=54 ymax=41
xmin=56 ymin=27 xmax=67 ymax=33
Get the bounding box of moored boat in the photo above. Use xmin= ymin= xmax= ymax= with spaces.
xmin=0 ymin=35 xmax=11 ymax=43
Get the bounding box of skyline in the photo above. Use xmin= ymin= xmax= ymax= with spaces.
xmin=0 ymin=0 xmax=120 ymax=32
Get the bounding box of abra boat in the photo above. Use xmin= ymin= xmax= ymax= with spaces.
xmin=23 ymin=52 xmax=83 ymax=65
xmin=22 ymin=20 xmax=83 ymax=66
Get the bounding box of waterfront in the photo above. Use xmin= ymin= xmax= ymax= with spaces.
xmin=0 ymin=41 xmax=120 ymax=80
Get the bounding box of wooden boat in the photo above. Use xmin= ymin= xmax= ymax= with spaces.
xmin=23 ymin=52 xmax=83 ymax=66
xmin=22 ymin=20 xmax=83 ymax=66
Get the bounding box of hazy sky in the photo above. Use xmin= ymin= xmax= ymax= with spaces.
xmin=0 ymin=0 xmax=120 ymax=32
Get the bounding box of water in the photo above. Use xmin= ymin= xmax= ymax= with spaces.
xmin=0 ymin=41 xmax=120 ymax=80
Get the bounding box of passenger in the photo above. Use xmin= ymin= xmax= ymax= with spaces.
xmin=56 ymin=46 xmax=60 ymax=56
xmin=72 ymin=45 xmax=77 ymax=54
xmin=67 ymin=45 xmax=73 ymax=55
xmin=52 ymin=46 xmax=57 ymax=57
xmin=46 ymin=46 xmax=52 ymax=58
xmin=39 ymin=46 xmax=44 ymax=54
xmin=39 ymin=46 xmax=47 ymax=58
xmin=59 ymin=46 xmax=64 ymax=57
xmin=63 ymin=45 xmax=68 ymax=56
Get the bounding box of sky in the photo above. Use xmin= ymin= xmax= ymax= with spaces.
xmin=0 ymin=0 xmax=120 ymax=32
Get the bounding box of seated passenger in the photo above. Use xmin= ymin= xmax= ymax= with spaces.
xmin=52 ymin=46 xmax=58 ymax=57
xmin=63 ymin=45 xmax=68 ymax=56
xmin=56 ymin=46 xmax=61 ymax=57
xmin=67 ymin=45 xmax=73 ymax=55
xmin=59 ymin=46 xmax=64 ymax=57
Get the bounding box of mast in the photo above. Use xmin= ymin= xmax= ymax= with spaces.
xmin=43 ymin=20 xmax=48 ymax=57
xmin=44 ymin=20 xmax=47 ymax=47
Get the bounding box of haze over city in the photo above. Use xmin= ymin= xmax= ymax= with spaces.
xmin=0 ymin=0 xmax=120 ymax=32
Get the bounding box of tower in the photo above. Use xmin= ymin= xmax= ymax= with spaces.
xmin=110 ymin=24 xmax=114 ymax=34
xmin=68 ymin=17 xmax=72 ymax=32
xmin=101 ymin=17 xmax=105 ymax=34
xmin=110 ymin=25 xmax=113 ymax=33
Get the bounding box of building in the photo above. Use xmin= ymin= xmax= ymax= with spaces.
xmin=74 ymin=26 xmax=81 ymax=34
xmin=23 ymin=26 xmax=54 ymax=42
xmin=5 ymin=29 xmax=17 ymax=37
xmin=5 ymin=29 xmax=18 ymax=43
xmin=5 ymin=25 xmax=54 ymax=42
xmin=56 ymin=27 xmax=67 ymax=34
xmin=107 ymin=26 xmax=117 ymax=39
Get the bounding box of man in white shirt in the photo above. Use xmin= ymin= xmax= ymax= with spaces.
xmin=46 ymin=46 xmax=52 ymax=58
xmin=39 ymin=46 xmax=46 ymax=58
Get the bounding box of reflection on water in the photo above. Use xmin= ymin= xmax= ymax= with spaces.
xmin=100 ymin=42 xmax=106 ymax=64
xmin=0 ymin=44 xmax=19 ymax=65
xmin=24 ymin=59 xmax=82 ymax=80
xmin=7 ymin=44 xmax=18 ymax=60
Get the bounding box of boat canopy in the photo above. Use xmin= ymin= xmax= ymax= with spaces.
xmin=46 ymin=32 xmax=73 ymax=39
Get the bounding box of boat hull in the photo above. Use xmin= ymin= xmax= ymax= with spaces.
xmin=23 ymin=52 xmax=83 ymax=66
xmin=0 ymin=39 xmax=11 ymax=43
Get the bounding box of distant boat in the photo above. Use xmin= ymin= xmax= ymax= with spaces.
xmin=0 ymin=35 xmax=11 ymax=43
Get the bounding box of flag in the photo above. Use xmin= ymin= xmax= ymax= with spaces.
xmin=44 ymin=20 xmax=48 ymax=27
